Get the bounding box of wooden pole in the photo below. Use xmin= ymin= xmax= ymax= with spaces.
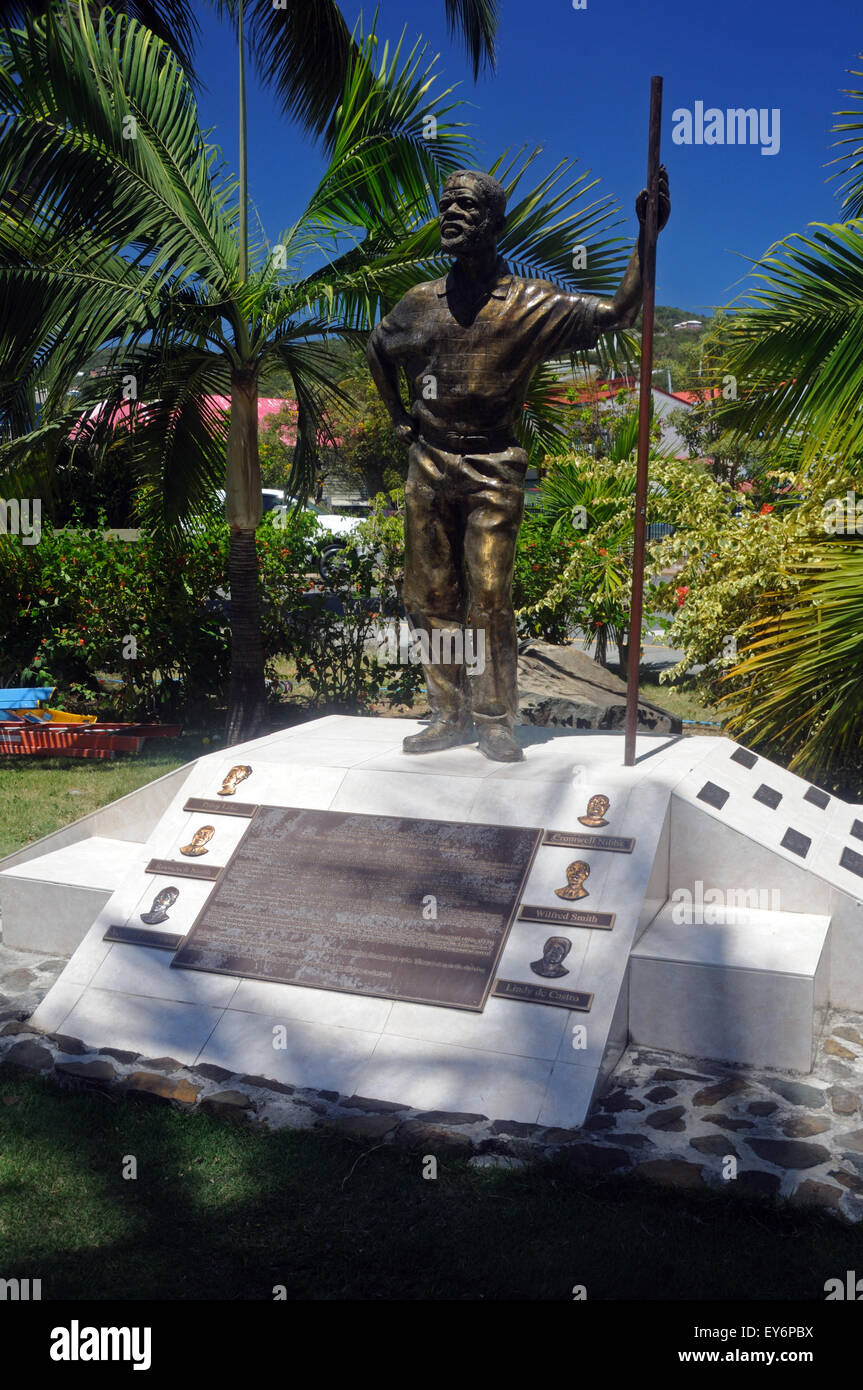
xmin=624 ymin=76 xmax=663 ymax=767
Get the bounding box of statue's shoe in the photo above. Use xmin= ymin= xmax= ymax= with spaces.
xmin=477 ymin=726 xmax=525 ymax=763
xmin=403 ymin=719 xmax=475 ymax=754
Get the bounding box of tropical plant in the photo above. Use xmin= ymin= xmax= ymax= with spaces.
xmin=515 ymin=437 xmax=684 ymax=663
xmin=683 ymin=55 xmax=863 ymax=781
xmin=716 ymin=57 xmax=863 ymax=474
xmin=720 ymin=542 xmax=863 ymax=793
xmin=0 ymin=0 xmax=498 ymax=141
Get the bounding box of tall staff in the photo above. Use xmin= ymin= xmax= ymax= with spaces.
xmin=624 ymin=76 xmax=664 ymax=767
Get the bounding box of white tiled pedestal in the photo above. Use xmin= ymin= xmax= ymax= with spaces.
xmin=13 ymin=718 xmax=863 ymax=1129
xmin=630 ymin=902 xmax=831 ymax=1071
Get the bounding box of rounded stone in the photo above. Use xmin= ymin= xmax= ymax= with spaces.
xmin=4 ymin=1040 xmax=53 ymax=1072
xmin=637 ymin=1158 xmax=706 ymax=1190
xmin=746 ymin=1137 xmax=831 ymax=1170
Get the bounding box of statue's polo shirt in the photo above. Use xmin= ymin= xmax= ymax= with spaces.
xmin=370 ymin=257 xmax=601 ymax=443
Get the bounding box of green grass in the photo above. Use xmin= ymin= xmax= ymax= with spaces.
xmin=0 ymin=737 xmax=210 ymax=861
xmin=0 ymin=1070 xmax=857 ymax=1301
xmin=638 ymin=675 xmax=723 ymax=728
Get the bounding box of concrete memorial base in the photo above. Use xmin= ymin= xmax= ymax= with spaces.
xmin=3 ymin=715 xmax=862 ymax=1131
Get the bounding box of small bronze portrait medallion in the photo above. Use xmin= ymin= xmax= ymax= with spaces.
xmin=555 ymin=859 xmax=590 ymax=901
xmin=218 ymin=764 xmax=252 ymax=797
xmin=531 ymin=935 xmax=572 ymax=979
xmin=140 ymin=886 xmax=180 ymax=925
xmin=578 ymin=794 xmax=610 ymax=828
xmin=180 ymin=825 xmax=215 ymax=857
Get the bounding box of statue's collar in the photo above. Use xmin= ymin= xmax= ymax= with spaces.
xmin=438 ymin=255 xmax=512 ymax=301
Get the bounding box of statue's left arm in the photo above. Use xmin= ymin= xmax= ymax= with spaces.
xmin=592 ymin=164 xmax=670 ymax=332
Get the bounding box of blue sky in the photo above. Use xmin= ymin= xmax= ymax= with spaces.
xmin=192 ymin=0 xmax=859 ymax=313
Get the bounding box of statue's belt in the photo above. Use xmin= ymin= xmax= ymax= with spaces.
xmin=417 ymin=425 xmax=519 ymax=455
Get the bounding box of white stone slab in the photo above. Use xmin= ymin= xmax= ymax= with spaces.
xmin=50 ymin=988 xmax=224 ymax=1065
xmin=632 ymin=901 xmax=830 ymax=976
xmin=1 ymin=836 xmax=145 ymax=889
xmin=198 ymin=1008 xmax=379 ymax=1093
xmin=383 ymin=994 xmax=568 ymax=1061
xmin=353 ymin=1033 xmax=555 ymax=1122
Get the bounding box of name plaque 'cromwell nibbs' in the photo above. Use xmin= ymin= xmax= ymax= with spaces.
xmin=171 ymin=806 xmax=542 ymax=1011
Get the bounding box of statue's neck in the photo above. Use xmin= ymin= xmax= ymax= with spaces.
xmin=452 ymin=245 xmax=500 ymax=289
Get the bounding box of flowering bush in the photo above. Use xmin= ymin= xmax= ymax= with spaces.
xmin=0 ymin=502 xmax=423 ymax=718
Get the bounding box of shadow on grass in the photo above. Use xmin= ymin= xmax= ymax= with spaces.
xmin=0 ymin=1069 xmax=855 ymax=1301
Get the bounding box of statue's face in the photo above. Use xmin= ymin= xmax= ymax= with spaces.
xmin=439 ymin=178 xmax=498 ymax=256
xmin=154 ymin=888 xmax=179 ymax=912
xmin=588 ymin=795 xmax=610 ymax=817
xmin=566 ymin=860 xmax=589 ymax=887
xmin=544 ymin=937 xmax=570 ymax=967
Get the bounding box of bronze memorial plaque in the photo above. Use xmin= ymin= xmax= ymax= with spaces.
xmin=544 ymin=829 xmax=635 ymax=854
xmin=171 ymin=807 xmax=542 ymax=1011
xmin=492 ymin=979 xmax=593 ymax=1011
xmin=518 ymin=904 xmax=615 ymax=930
xmin=184 ymin=797 xmax=257 ymax=818
xmin=146 ymin=858 xmax=222 ymax=882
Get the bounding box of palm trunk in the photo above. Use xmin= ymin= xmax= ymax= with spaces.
xmin=225 ymin=366 xmax=265 ymax=744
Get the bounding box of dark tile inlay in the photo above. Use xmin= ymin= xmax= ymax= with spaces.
xmin=697 ymin=781 xmax=729 ymax=811
xmin=781 ymin=828 xmax=811 ymax=858
xmin=730 ymin=747 xmax=758 ymax=770
xmin=851 ymin=819 xmax=863 ymax=843
xmin=804 ymin=786 xmax=830 ymax=810
xmin=840 ymin=845 xmax=863 ymax=879
xmin=753 ymin=784 xmax=782 ymax=810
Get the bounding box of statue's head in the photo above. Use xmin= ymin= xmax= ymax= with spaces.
xmin=566 ymin=860 xmax=590 ymax=888
xmin=438 ymin=170 xmax=507 ymax=258
xmin=542 ymin=936 xmax=572 ymax=969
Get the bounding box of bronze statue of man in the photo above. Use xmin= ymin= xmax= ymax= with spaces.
xmin=367 ymin=166 xmax=670 ymax=761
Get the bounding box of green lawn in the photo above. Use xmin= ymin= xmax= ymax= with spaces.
xmin=0 ymin=1070 xmax=855 ymax=1301
xmin=0 ymin=737 xmax=207 ymax=861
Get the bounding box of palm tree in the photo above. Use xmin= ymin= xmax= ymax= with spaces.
xmin=0 ymin=1 xmax=497 ymax=139
xmin=703 ymin=57 xmax=863 ymax=780
xmin=0 ymin=4 xmax=629 ymax=741
xmin=718 ymin=58 xmax=863 ymax=472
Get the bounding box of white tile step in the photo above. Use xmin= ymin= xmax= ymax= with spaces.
xmin=0 ymin=838 xmax=147 ymax=955
xmin=0 ymin=836 xmax=144 ymax=891
xmin=629 ymin=899 xmax=831 ymax=1072
xmin=631 ymin=900 xmax=830 ymax=977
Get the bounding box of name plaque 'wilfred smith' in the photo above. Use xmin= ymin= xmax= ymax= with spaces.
xmin=172 ymin=807 xmax=542 ymax=1012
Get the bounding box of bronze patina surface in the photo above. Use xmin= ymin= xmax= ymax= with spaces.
xmin=530 ymin=935 xmax=572 ymax=978
xmin=555 ymin=860 xmax=591 ymax=901
xmin=518 ymin=904 xmax=615 ymax=930
xmin=184 ymin=797 xmax=257 ymax=818
xmin=544 ymin=829 xmax=635 ymax=854
xmin=145 ymin=858 xmax=221 ymax=882
xmin=171 ymin=806 xmax=542 ymax=1011
xmin=492 ymin=978 xmax=593 ymax=1011
xmin=103 ymin=924 xmax=184 ymax=951
xmin=366 ymin=166 xmax=669 ymax=762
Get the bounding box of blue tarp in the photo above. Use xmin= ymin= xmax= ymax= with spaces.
xmin=0 ymin=688 xmax=55 ymax=709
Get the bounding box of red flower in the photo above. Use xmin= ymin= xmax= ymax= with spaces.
xmin=760 ymin=503 xmax=774 ymax=515
xmin=676 ymin=585 xmax=689 ymax=608
xmin=532 ymin=564 xmax=540 ymax=571
xmin=598 ymin=547 xmax=608 ymax=556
